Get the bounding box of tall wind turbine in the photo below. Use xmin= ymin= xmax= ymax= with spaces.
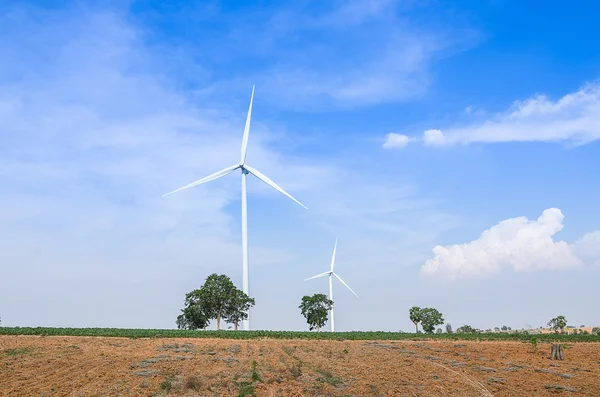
xmin=305 ymin=238 xmax=358 ymax=332
xmin=163 ymin=86 xmax=307 ymax=330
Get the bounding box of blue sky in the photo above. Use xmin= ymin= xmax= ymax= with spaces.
xmin=1 ymin=0 xmax=599 ymax=331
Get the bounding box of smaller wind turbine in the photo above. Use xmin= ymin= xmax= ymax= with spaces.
xmin=304 ymin=238 xmax=358 ymax=332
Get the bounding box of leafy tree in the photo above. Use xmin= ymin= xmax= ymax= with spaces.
xmin=223 ymin=288 xmax=255 ymax=330
xmin=420 ymin=308 xmax=444 ymax=334
xmin=547 ymin=315 xmax=567 ymax=333
xmin=409 ymin=306 xmax=423 ymax=333
xmin=592 ymin=327 xmax=600 ymax=336
xmin=299 ymin=294 xmax=333 ymax=332
xmin=445 ymin=323 xmax=453 ymax=334
xmin=456 ymin=325 xmax=479 ymax=333
xmin=201 ymin=274 xmax=238 ymax=330
xmin=176 ymin=274 xmax=254 ymax=331
xmin=176 ymin=289 xmax=211 ymax=330
xmin=436 ymin=328 xmax=443 ymax=334
xmin=494 ymin=327 xmax=500 ymax=332
xmin=501 ymin=325 xmax=508 ymax=331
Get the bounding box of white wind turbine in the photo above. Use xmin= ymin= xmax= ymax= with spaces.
xmin=304 ymin=238 xmax=358 ymax=332
xmin=162 ymin=86 xmax=307 ymax=330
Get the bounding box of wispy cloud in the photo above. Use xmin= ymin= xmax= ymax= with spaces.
xmin=421 ymin=208 xmax=599 ymax=281
xmin=183 ymin=0 xmax=479 ymax=109
xmin=422 ymin=82 xmax=600 ymax=146
xmin=0 ymin=3 xmax=453 ymax=329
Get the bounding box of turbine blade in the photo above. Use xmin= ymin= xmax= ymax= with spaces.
xmin=304 ymin=271 xmax=330 ymax=281
xmin=333 ymin=273 xmax=358 ymax=298
xmin=240 ymin=86 xmax=255 ymax=165
xmin=162 ymin=164 xmax=239 ymax=197
xmin=244 ymin=164 xmax=308 ymax=210
xmin=330 ymin=237 xmax=338 ymax=272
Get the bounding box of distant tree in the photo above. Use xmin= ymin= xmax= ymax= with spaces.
xmin=456 ymin=325 xmax=479 ymax=333
xmin=420 ymin=308 xmax=444 ymax=334
xmin=592 ymin=327 xmax=600 ymax=335
xmin=445 ymin=323 xmax=453 ymax=334
xmin=501 ymin=325 xmax=508 ymax=331
xmin=299 ymin=294 xmax=333 ymax=332
xmin=409 ymin=307 xmax=423 ymax=333
xmin=494 ymin=327 xmax=500 ymax=332
xmin=507 ymin=327 xmax=512 ymax=331
xmin=176 ymin=289 xmax=211 ymax=330
xmin=223 ymin=289 xmax=255 ymax=330
xmin=436 ymin=328 xmax=443 ymax=334
xmin=547 ymin=315 xmax=567 ymax=333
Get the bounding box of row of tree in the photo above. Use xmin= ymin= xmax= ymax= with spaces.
xmin=175 ymin=275 xmax=590 ymax=334
xmin=408 ymin=309 xmax=579 ymax=335
xmin=176 ymin=274 xmax=333 ymax=331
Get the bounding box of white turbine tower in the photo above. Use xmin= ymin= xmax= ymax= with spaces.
xmin=162 ymin=86 xmax=307 ymax=330
xmin=304 ymin=238 xmax=358 ymax=332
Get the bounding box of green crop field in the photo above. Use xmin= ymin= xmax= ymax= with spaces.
xmin=1 ymin=327 xmax=599 ymax=342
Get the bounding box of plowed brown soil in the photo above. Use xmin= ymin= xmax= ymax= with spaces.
xmin=1 ymin=336 xmax=599 ymax=396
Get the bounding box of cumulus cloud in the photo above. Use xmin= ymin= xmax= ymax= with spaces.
xmin=571 ymin=231 xmax=600 ymax=267
xmin=422 ymin=82 xmax=600 ymax=146
xmin=382 ymin=132 xmax=413 ymax=149
xmin=420 ymin=208 xmax=597 ymax=281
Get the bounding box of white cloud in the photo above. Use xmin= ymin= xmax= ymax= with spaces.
xmin=421 ymin=208 xmax=590 ymax=281
xmin=382 ymin=132 xmax=413 ymax=149
xmin=423 ymin=129 xmax=447 ymax=146
xmin=571 ymin=231 xmax=600 ymax=267
xmin=424 ymin=82 xmax=600 ymax=146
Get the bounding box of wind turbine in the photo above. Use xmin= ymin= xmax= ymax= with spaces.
xmin=162 ymin=86 xmax=307 ymax=330
xmin=305 ymin=238 xmax=358 ymax=332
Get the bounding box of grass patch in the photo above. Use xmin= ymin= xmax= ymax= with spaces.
xmin=160 ymin=378 xmax=173 ymax=392
xmin=237 ymin=384 xmax=255 ymax=397
xmin=250 ymin=360 xmax=261 ymax=383
xmin=3 ymin=347 xmax=29 ymax=356
xmin=316 ymin=368 xmax=343 ymax=387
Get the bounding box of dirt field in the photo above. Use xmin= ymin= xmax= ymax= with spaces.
xmin=1 ymin=336 xmax=599 ymax=396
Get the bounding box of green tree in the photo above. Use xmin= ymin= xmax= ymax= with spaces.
xmin=176 ymin=289 xmax=211 ymax=330
xmin=201 ymin=274 xmax=238 ymax=330
xmin=420 ymin=308 xmax=444 ymax=334
xmin=409 ymin=306 xmax=423 ymax=333
xmin=299 ymin=294 xmax=333 ymax=332
xmin=223 ymin=288 xmax=255 ymax=330
xmin=547 ymin=315 xmax=567 ymax=333
xmin=456 ymin=325 xmax=479 ymax=333
xmin=445 ymin=323 xmax=453 ymax=334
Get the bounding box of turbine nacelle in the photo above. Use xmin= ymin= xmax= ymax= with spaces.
xmin=162 ymin=86 xmax=307 ymax=210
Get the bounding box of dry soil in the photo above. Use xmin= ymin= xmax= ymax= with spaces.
xmin=1 ymin=336 xmax=599 ymax=396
